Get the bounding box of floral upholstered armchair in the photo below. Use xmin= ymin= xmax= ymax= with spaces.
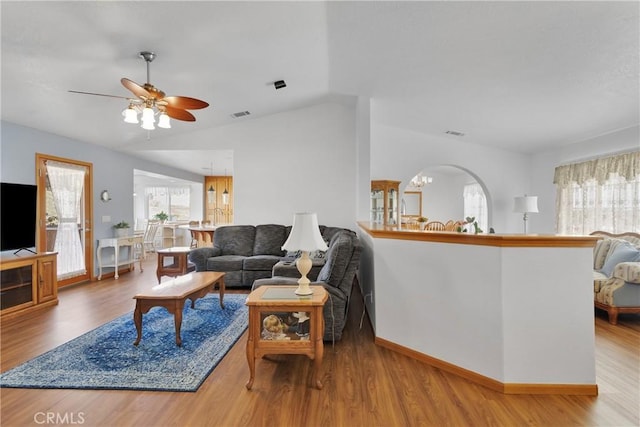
xmin=591 ymin=231 xmax=640 ymax=324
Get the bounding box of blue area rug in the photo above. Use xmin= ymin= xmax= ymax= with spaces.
xmin=0 ymin=293 xmax=247 ymax=392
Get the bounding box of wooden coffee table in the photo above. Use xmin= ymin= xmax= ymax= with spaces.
xmin=133 ymin=271 xmax=225 ymax=347
xmin=245 ymin=285 xmax=328 ymax=390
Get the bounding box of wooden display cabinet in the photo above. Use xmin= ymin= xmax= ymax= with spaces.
xmin=1 ymin=252 xmax=58 ymax=319
xmin=371 ymin=180 xmax=401 ymax=225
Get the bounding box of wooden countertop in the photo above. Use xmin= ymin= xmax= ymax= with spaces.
xmin=357 ymin=222 xmax=598 ymax=248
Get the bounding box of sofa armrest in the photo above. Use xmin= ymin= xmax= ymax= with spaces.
xmin=188 ymin=247 xmax=221 ymax=271
xmin=613 ymin=262 xmax=640 ymax=284
xmin=272 ymin=260 xmax=324 ymax=281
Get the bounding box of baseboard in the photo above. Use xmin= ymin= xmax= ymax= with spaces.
xmin=503 ymin=383 xmax=598 ymax=395
xmin=374 ymin=337 xmax=598 ymax=396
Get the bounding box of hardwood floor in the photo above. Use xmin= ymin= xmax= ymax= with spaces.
xmin=1 ymin=258 xmax=639 ymax=426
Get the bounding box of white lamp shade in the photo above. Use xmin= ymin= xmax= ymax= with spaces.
xmin=123 ymin=107 xmax=139 ymax=124
xmin=141 ymin=107 xmax=155 ymax=130
xmin=514 ymin=196 xmax=539 ymax=213
xmin=282 ymin=212 xmax=328 ymax=252
xmin=157 ymin=112 xmax=171 ymax=129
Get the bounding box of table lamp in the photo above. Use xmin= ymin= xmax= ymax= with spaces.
xmin=513 ymin=195 xmax=539 ymax=234
xmin=282 ymin=212 xmax=328 ymax=295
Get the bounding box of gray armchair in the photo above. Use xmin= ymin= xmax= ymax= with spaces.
xmin=252 ymin=230 xmax=361 ymax=341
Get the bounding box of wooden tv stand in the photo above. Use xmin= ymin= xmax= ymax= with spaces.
xmin=0 ymin=252 xmax=58 ymax=320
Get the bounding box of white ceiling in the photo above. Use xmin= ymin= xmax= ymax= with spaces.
xmin=2 ymin=2 xmax=638 ymax=176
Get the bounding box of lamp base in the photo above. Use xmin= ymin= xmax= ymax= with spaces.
xmin=294 ymin=251 xmax=313 ymax=296
xmin=295 ymin=283 xmax=313 ymax=296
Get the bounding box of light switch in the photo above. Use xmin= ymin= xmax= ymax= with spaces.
xmin=102 ymin=215 xmax=111 ymax=223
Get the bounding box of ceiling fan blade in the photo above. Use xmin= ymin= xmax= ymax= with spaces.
xmin=162 ymin=96 xmax=209 ymax=110
xmin=121 ymin=78 xmax=150 ymax=99
xmin=68 ymin=90 xmax=132 ymax=100
xmin=164 ymin=106 xmax=196 ymax=122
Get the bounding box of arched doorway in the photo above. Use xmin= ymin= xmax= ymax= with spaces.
xmin=401 ymin=165 xmax=491 ymax=232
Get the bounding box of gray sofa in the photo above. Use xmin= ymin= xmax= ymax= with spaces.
xmin=188 ymin=223 xmax=361 ymax=341
xmin=188 ymin=224 xmax=290 ymax=288
xmin=188 ymin=224 xmax=358 ymax=287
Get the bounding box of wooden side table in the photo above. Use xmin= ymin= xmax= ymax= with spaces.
xmin=245 ymin=285 xmax=328 ymax=390
xmin=156 ymin=246 xmax=195 ymax=283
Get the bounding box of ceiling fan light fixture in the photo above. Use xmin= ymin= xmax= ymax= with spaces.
xmin=158 ymin=112 xmax=171 ymax=129
xmin=70 ymin=51 xmax=208 ymax=133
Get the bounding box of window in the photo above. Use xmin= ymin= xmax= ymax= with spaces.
xmin=554 ymin=152 xmax=640 ymax=234
xmin=463 ymin=182 xmax=488 ymax=233
xmin=145 ymin=186 xmax=191 ymax=221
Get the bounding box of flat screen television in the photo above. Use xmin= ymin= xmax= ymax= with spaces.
xmin=1 ymin=182 xmax=38 ymax=253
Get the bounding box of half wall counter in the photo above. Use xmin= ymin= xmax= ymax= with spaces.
xmin=357 ymin=222 xmax=599 ymax=395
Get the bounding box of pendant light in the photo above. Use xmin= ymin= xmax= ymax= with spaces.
xmin=206 ymin=162 xmax=215 ymax=204
xmin=222 ymin=168 xmax=229 ymax=205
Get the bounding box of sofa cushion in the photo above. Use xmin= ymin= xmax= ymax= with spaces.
xmin=317 ymin=232 xmax=353 ymax=287
xmin=600 ymin=242 xmax=640 ymax=278
xmin=206 ymin=255 xmax=246 ymax=271
xmin=214 ymin=225 xmax=256 ymax=256
xmin=593 ymin=239 xmax=613 ymax=270
xmin=253 ymin=224 xmax=287 ymax=256
xmin=243 ymin=255 xmax=282 ymax=271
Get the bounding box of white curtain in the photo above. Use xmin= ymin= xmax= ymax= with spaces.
xmin=463 ymin=183 xmax=488 ymax=233
xmin=46 ymin=161 xmax=87 ymax=279
xmin=554 ymin=151 xmax=640 ymax=234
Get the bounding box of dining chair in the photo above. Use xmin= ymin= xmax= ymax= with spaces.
xmin=425 ymin=221 xmax=446 ymax=231
xmin=143 ymin=220 xmax=161 ymax=253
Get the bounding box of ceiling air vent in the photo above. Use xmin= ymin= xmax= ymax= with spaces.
xmin=231 ymin=111 xmax=251 ymax=118
xmin=445 ymin=130 xmax=465 ymax=137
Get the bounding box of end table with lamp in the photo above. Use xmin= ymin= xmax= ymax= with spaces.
xmin=245 ymin=212 xmax=329 ymax=390
xmin=245 ymin=285 xmax=328 ymax=390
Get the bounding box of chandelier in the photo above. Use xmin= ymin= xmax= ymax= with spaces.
xmin=410 ymin=173 xmax=433 ymax=188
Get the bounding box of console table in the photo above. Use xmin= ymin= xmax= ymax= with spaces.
xmin=97 ymin=235 xmax=144 ymax=280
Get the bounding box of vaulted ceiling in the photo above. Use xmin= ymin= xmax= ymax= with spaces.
xmin=2 ymin=1 xmax=638 ymax=175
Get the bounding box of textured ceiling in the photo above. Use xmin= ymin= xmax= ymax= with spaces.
xmin=2 ymin=1 xmax=638 ymax=175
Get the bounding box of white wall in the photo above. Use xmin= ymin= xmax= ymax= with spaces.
xmin=531 ymin=125 xmax=640 ymax=233
xmin=356 ymin=96 xmax=372 ymax=222
xmin=130 ymin=102 xmax=358 ymax=229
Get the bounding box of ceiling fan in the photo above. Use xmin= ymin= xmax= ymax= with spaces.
xmin=69 ymin=51 xmax=209 ymax=129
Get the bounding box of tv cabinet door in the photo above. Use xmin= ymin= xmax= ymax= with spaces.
xmin=0 ymin=258 xmax=36 ymax=313
xmin=37 ymin=254 xmax=57 ymax=303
